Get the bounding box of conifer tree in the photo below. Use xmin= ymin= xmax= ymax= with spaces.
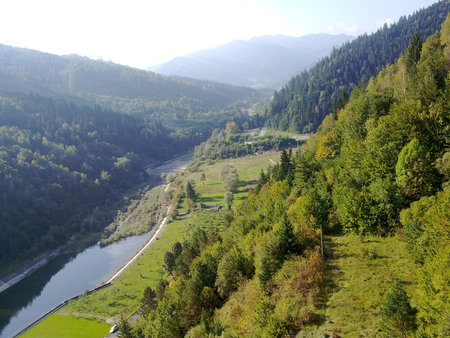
xmin=380 ymin=280 xmax=417 ymax=337
xmin=406 ymin=30 xmax=423 ymax=73
xmin=141 ymin=287 xmax=157 ymax=317
xmin=185 ymin=181 xmax=197 ymax=202
xmin=118 ymin=315 xmax=134 ymax=338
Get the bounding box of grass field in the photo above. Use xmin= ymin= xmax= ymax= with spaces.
xmin=21 ymin=314 xmax=110 ymax=338
xmin=23 ymin=151 xmax=281 ymax=337
xmin=299 ymin=234 xmax=418 ymax=337
xmin=184 ymin=151 xmax=281 ymax=208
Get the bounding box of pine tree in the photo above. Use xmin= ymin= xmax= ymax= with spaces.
xmin=141 ymin=286 xmax=157 ymax=317
xmin=258 ymin=254 xmax=272 ymax=292
xmin=163 ymin=251 xmax=176 ymax=274
xmin=380 ymin=280 xmax=417 ymax=337
xmin=273 ymin=216 xmax=298 ymax=262
xmin=406 ymin=30 xmax=423 ymax=73
xmin=118 ymin=315 xmax=134 ymax=338
xmin=185 ymin=181 xmax=197 ymax=202
xmin=172 ymin=241 xmax=182 ymax=258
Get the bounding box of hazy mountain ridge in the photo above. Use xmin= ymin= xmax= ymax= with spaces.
xmin=267 ymin=0 xmax=450 ymax=132
xmin=0 ymin=43 xmax=263 ymax=115
xmin=149 ymin=33 xmax=353 ymax=88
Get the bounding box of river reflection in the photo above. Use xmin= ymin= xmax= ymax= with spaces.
xmin=0 ymin=231 xmax=152 ymax=337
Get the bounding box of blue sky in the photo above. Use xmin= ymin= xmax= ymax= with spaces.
xmin=0 ymin=0 xmax=440 ymax=68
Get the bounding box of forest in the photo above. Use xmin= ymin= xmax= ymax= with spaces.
xmin=266 ymin=0 xmax=449 ymax=133
xmin=132 ymin=15 xmax=449 ymax=337
xmin=0 ymin=93 xmax=188 ymax=267
xmin=0 ymin=40 xmax=265 ymax=269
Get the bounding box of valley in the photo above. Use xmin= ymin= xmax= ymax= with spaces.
xmin=0 ymin=1 xmax=448 ymax=337
xmin=20 ymin=150 xmax=284 ymax=337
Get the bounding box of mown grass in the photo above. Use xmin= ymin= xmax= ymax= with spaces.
xmin=184 ymin=151 xmax=281 ymax=209
xmin=21 ymin=314 xmax=110 ymax=338
xmin=299 ymin=234 xmax=418 ymax=337
xmin=24 ymin=151 xmax=281 ymax=336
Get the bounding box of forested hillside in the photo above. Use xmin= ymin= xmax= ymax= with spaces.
xmin=267 ymin=0 xmax=449 ymax=132
xmin=0 ymin=92 xmax=197 ymax=269
xmin=0 ymin=44 xmax=263 ymax=131
xmin=134 ymin=15 xmax=449 ymax=337
xmin=0 ymin=42 xmax=266 ymax=270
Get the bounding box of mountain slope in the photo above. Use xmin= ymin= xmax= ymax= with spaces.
xmin=267 ymin=0 xmax=449 ymax=132
xmin=0 ymin=92 xmax=191 ymax=269
xmin=150 ymin=34 xmax=352 ymax=88
xmin=0 ymin=46 xmax=262 ymax=271
xmin=136 ymin=13 xmax=450 ymax=337
xmin=0 ymin=44 xmax=263 ymax=126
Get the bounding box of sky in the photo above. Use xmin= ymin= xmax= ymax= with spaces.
xmin=0 ymin=0 xmax=440 ymax=69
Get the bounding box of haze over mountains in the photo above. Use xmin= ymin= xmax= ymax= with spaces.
xmin=149 ymin=34 xmax=353 ymax=88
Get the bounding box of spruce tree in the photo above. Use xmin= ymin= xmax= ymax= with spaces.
xmin=380 ymin=280 xmax=417 ymax=337
xmin=118 ymin=315 xmax=134 ymax=338
xmin=258 ymin=254 xmax=272 ymax=293
xmin=406 ymin=31 xmax=423 ymax=73
xmin=185 ymin=181 xmax=197 ymax=202
xmin=141 ymin=286 xmax=157 ymax=317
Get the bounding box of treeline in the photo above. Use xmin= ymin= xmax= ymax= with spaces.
xmin=0 ymin=40 xmax=266 ymax=269
xmin=131 ymin=16 xmax=449 ymax=337
xmin=0 ymin=93 xmax=193 ymax=268
xmin=193 ymin=128 xmax=299 ymax=162
xmin=0 ymin=43 xmax=263 ymax=130
xmin=266 ymin=0 xmax=449 ymax=132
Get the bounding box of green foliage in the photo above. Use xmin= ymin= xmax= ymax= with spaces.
xmin=215 ymin=247 xmax=254 ymax=298
xmin=141 ymin=287 xmax=157 ymax=317
xmin=118 ymin=315 xmax=135 ymax=338
xmin=380 ymin=280 xmax=417 ymax=337
xmin=225 ymin=121 xmax=240 ymax=135
xmin=415 ymin=244 xmax=450 ymax=337
xmin=406 ymin=31 xmax=423 ymax=73
xmin=224 ymin=191 xmax=234 ymax=210
xmin=221 ymin=165 xmax=239 ymax=193
xmin=193 ymin=128 xmax=299 ymax=162
xmin=163 ymin=251 xmax=176 ymax=274
xmin=185 ymin=181 xmax=197 ymax=202
xmin=0 ymin=93 xmax=185 ymax=268
xmin=267 ymin=1 xmax=449 ymax=132
xmin=172 ymin=242 xmax=182 ymax=258
xmin=400 ymin=189 xmax=450 ymax=264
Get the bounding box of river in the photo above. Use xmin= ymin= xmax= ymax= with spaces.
xmin=0 ymin=152 xmax=192 ymax=337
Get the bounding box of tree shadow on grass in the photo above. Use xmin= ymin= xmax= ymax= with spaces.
xmin=198 ymin=195 xmax=223 ymax=204
xmin=308 ymin=236 xmax=346 ymax=328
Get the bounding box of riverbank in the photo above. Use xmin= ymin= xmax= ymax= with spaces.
xmin=0 ymin=152 xmax=193 ymax=296
xmin=21 ymin=150 xmax=282 ymax=337
xmin=13 ymin=185 xmax=174 ymax=337
xmin=0 ymin=249 xmax=59 ymax=294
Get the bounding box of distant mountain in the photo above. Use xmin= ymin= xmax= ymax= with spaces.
xmin=0 ymin=44 xmax=263 ymax=130
xmin=267 ymin=0 xmax=450 ymax=132
xmin=149 ymin=34 xmax=353 ymax=88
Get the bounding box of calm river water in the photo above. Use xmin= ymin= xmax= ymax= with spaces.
xmin=0 ymin=152 xmax=192 ymax=337
xmin=0 ymin=231 xmax=152 ymax=337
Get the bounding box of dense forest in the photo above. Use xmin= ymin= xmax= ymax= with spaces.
xmin=0 ymin=92 xmax=203 ymax=269
xmin=133 ymin=15 xmax=449 ymax=337
xmin=0 ymin=40 xmax=267 ymax=269
xmin=266 ymin=0 xmax=449 ymax=132
xmin=0 ymin=44 xmax=263 ymax=132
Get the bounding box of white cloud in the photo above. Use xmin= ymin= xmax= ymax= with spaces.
xmin=326 ymin=22 xmax=359 ymax=36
